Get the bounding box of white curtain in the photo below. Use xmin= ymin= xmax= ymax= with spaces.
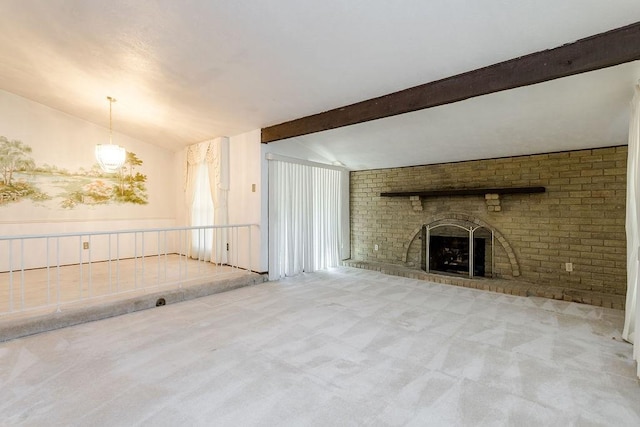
xmin=624 ymin=83 xmax=640 ymax=378
xmin=185 ymin=137 xmax=230 ymax=263
xmin=191 ymin=162 xmax=214 ymax=260
xmin=268 ymin=157 xmax=343 ymax=280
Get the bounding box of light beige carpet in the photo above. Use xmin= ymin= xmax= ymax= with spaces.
xmin=0 ymin=267 xmax=638 ymax=425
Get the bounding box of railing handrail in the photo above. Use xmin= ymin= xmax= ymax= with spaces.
xmin=0 ymin=223 xmax=260 ymax=241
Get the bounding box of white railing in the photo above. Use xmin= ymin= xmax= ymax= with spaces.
xmin=0 ymin=224 xmax=258 ymax=315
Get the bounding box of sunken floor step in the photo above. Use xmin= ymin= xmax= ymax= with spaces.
xmin=0 ymin=273 xmax=267 ymax=342
xmin=342 ymin=259 xmax=624 ymax=310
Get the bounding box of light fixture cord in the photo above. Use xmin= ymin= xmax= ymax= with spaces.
xmin=108 ymin=96 xmax=116 ymax=144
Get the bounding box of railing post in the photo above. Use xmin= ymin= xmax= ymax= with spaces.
xmin=56 ymin=237 xmax=61 ymax=311
xmin=163 ymin=230 xmax=168 ymax=282
xmin=134 ymin=232 xmax=138 ymax=289
xmin=88 ymin=234 xmax=93 ymax=298
xmin=108 ymin=234 xmax=112 ymax=294
xmin=157 ymin=230 xmax=161 ymax=287
xmin=141 ymin=231 xmax=146 ymax=288
xmin=20 ymin=239 xmax=25 ymax=310
xmin=9 ymin=239 xmax=14 ymax=312
xmin=178 ymin=229 xmax=183 ymax=283
xmin=182 ymin=228 xmax=187 ymax=287
xmin=235 ymin=226 xmax=239 ymax=269
xmin=46 ymin=237 xmax=51 ymax=305
xmin=116 ymin=233 xmax=121 ymax=293
xmin=78 ymin=235 xmax=83 ymax=299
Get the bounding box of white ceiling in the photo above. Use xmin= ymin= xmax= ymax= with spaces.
xmin=275 ymin=61 xmax=640 ymax=170
xmin=0 ymin=0 xmax=639 ymax=170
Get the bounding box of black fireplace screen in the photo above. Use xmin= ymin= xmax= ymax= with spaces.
xmin=423 ymin=223 xmax=493 ymax=278
xmin=429 ymin=235 xmax=485 ymax=276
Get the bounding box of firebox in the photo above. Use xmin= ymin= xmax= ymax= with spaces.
xmin=422 ymin=222 xmax=494 ymax=278
xmin=429 ymin=235 xmax=486 ymax=276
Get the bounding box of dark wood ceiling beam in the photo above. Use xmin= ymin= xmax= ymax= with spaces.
xmin=262 ymin=21 xmax=640 ymax=143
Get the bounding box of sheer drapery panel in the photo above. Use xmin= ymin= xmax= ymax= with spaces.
xmin=184 ymin=137 xmax=229 ymax=263
xmin=268 ymin=159 xmax=343 ymax=280
xmin=624 ymin=83 xmax=640 ymax=379
xmin=190 ymin=162 xmax=214 ymax=261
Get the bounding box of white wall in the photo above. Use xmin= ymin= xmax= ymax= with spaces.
xmin=0 ymin=90 xmax=178 ymax=270
xmin=174 ymin=148 xmax=188 ymax=227
xmin=228 ymin=129 xmax=264 ymax=272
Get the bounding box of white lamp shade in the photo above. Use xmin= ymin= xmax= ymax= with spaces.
xmin=95 ymin=144 xmax=126 ymax=173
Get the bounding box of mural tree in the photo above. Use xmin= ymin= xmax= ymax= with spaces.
xmin=125 ymin=152 xmax=143 ymax=186
xmin=113 ymin=151 xmax=148 ymax=204
xmin=0 ymin=136 xmax=35 ymax=186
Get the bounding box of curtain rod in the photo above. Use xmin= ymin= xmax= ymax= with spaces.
xmin=265 ymin=153 xmax=348 ymax=171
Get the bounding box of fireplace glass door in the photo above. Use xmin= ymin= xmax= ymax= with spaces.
xmin=425 ymin=223 xmax=493 ymax=278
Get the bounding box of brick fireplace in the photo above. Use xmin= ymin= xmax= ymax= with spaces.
xmin=349 ymin=146 xmax=627 ymax=304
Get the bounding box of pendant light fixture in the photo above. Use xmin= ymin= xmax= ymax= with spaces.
xmin=95 ymin=96 xmax=126 ymax=173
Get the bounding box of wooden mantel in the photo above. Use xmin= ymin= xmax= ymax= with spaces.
xmin=381 ymin=186 xmax=545 ymax=212
xmin=380 ymin=186 xmax=545 ymax=198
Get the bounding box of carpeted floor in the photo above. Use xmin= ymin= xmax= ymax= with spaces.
xmin=0 ymin=267 xmax=638 ymax=425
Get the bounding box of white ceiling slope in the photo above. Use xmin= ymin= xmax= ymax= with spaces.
xmin=0 ymin=0 xmax=639 ymax=170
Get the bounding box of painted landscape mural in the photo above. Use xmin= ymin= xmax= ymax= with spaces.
xmin=0 ymin=135 xmax=148 ymax=209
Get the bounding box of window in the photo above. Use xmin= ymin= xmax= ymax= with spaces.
xmin=191 ymin=162 xmax=213 ymax=261
xmin=185 ymin=138 xmax=229 ymax=264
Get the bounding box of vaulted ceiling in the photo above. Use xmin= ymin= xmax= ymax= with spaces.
xmin=0 ymin=1 xmax=639 ymax=170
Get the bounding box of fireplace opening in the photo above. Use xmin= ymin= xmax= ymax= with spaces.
xmin=429 ymin=235 xmax=486 ymax=277
xmin=422 ymin=222 xmax=494 ymax=278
